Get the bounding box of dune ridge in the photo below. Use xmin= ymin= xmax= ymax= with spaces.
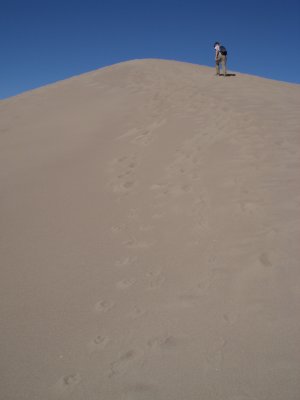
xmin=1 ymin=59 xmax=300 ymax=400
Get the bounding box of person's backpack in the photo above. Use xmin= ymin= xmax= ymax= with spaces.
xmin=219 ymin=45 xmax=227 ymax=56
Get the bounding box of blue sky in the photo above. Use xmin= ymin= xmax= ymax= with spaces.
xmin=1 ymin=0 xmax=299 ymax=99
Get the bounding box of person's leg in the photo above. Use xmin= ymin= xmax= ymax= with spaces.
xmin=215 ymin=59 xmax=220 ymax=75
xmin=222 ymin=55 xmax=227 ymax=76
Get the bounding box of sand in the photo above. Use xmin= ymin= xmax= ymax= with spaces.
xmin=1 ymin=59 xmax=300 ymax=400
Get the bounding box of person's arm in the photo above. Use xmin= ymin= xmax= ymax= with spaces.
xmin=215 ymin=48 xmax=219 ymax=60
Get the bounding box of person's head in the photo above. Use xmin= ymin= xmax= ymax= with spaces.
xmin=214 ymin=42 xmax=220 ymax=48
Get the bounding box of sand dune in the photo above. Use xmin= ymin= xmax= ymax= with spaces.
xmin=1 ymin=59 xmax=300 ymax=400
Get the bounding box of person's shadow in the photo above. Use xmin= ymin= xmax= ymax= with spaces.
xmin=220 ymin=73 xmax=236 ymax=77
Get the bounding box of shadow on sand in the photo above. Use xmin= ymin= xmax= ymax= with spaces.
xmin=220 ymin=73 xmax=236 ymax=77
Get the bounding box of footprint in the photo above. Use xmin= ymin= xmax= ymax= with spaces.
xmin=113 ymin=181 xmax=136 ymax=193
xmin=128 ymin=162 xmax=136 ymax=169
xmin=123 ymin=181 xmax=135 ymax=189
xmin=111 ymin=154 xmax=137 ymax=172
xmin=178 ymin=293 xmax=199 ymax=303
xmin=147 ymin=335 xmax=176 ymax=350
xmin=117 ymin=156 xmax=128 ymax=163
xmin=109 ymin=155 xmax=127 ymax=170
xmin=117 ymin=171 xmax=131 ymax=179
xmin=0 ymin=127 xmax=9 ymax=134
xmin=150 ymin=183 xmax=167 ymax=191
xmin=259 ymin=252 xmax=272 ymax=267
xmin=208 ymin=252 xmax=217 ymax=265
xmin=115 ymin=256 xmax=137 ymax=268
xmin=111 ymin=224 xmax=126 ymax=234
xmin=108 ymin=154 xmax=138 ymax=194
xmin=147 ymin=271 xmax=165 ymax=290
xmin=123 ymin=238 xmax=153 ymax=249
xmin=128 ymin=306 xmax=147 ymax=320
xmin=169 ymin=184 xmax=192 ymax=197
xmin=223 ymin=311 xmax=239 ymax=325
xmin=53 ymin=373 xmax=81 ymax=396
xmin=154 ymin=190 xmax=169 ymax=201
xmin=123 ymin=382 xmax=158 ymax=399
xmin=109 ymin=349 xmax=143 ymax=377
xmin=139 ymin=225 xmax=154 ymax=232
xmin=130 ymin=119 xmax=166 ymax=147
xmin=133 ymin=130 xmax=152 ymax=146
xmin=151 ymin=213 xmax=163 ymax=220
xmin=128 ymin=208 xmax=139 ymax=220
xmin=116 ymin=128 xmax=139 ymax=141
xmin=88 ymin=335 xmax=110 ymax=353
xmin=116 ymin=278 xmax=136 ymax=290
xmin=135 ymin=130 xmax=150 ymax=138
xmin=240 ymin=201 xmax=261 ymax=214
xmin=94 ymin=300 xmax=115 ymax=313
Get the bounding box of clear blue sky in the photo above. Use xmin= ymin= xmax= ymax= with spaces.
xmin=1 ymin=0 xmax=299 ymax=99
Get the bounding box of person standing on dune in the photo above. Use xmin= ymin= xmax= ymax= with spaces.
xmin=214 ymin=42 xmax=227 ymax=76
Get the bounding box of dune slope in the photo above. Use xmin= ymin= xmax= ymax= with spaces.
xmin=1 ymin=59 xmax=300 ymax=400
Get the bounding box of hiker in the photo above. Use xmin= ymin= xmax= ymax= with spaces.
xmin=214 ymin=42 xmax=227 ymax=76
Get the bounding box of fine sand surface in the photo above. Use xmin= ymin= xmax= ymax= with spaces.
xmin=1 ymin=59 xmax=300 ymax=400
